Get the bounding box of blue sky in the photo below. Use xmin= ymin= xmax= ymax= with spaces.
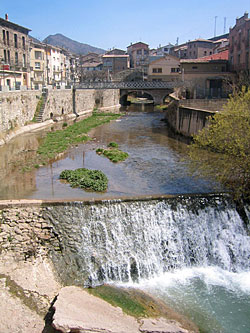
xmin=1 ymin=0 xmax=249 ymax=50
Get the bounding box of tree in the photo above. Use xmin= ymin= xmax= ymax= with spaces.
xmin=189 ymin=88 xmax=250 ymax=200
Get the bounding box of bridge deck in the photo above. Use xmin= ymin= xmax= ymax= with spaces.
xmin=76 ymin=81 xmax=178 ymax=90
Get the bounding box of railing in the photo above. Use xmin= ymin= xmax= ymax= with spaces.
xmin=77 ymin=81 xmax=177 ymax=90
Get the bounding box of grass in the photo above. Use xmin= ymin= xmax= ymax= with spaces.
xmin=60 ymin=168 xmax=108 ymax=192
xmin=96 ymin=142 xmax=129 ymax=163
xmin=34 ymin=112 xmax=121 ymax=166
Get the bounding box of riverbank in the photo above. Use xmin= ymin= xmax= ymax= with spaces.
xmin=0 ymin=253 xmax=198 ymax=332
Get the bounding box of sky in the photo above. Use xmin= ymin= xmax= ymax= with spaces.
xmin=1 ymin=0 xmax=249 ymax=50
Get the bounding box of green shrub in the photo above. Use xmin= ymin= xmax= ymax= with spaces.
xmin=59 ymin=168 xmax=108 ymax=192
xmin=108 ymin=142 xmax=119 ymax=148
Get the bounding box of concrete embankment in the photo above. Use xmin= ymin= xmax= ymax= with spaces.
xmin=164 ymin=96 xmax=228 ymax=137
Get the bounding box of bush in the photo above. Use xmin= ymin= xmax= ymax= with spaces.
xmin=59 ymin=168 xmax=108 ymax=192
xmin=189 ymin=87 xmax=250 ymax=200
xmin=108 ymin=142 xmax=119 ymax=148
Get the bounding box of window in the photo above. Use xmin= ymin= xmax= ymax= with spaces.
xmin=152 ymin=68 xmax=162 ymax=73
xmin=204 ymin=51 xmax=207 ymax=56
xmin=14 ymin=34 xmax=18 ymax=48
xmin=53 ymin=65 xmax=55 ymax=70
xmin=15 ymin=52 xmax=18 ymax=65
xmin=3 ymin=50 xmax=7 ymax=63
xmin=2 ymin=30 xmax=6 ymax=44
xmin=171 ymin=68 xmax=180 ymax=73
xmin=35 ymin=51 xmax=42 ymax=60
xmin=238 ymin=53 xmax=241 ymax=64
xmin=209 ymin=51 xmax=212 ymax=55
xmin=6 ymin=31 xmax=9 ymax=45
xmin=35 ymin=62 xmax=41 ymax=69
xmin=7 ymin=50 xmax=10 ymax=63
xmin=22 ymin=36 xmax=25 ymax=50
xmin=137 ymin=50 xmax=142 ymax=55
xmin=144 ymin=50 xmax=149 ymax=55
xmin=192 ymin=66 xmax=198 ymax=69
xmin=23 ymin=54 xmax=26 ymax=67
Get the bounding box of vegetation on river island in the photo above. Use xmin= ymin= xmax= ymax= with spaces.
xmin=19 ymin=112 xmax=121 ymax=172
xmin=59 ymin=168 xmax=108 ymax=192
xmin=189 ymin=88 xmax=250 ymax=200
xmin=96 ymin=142 xmax=129 ymax=163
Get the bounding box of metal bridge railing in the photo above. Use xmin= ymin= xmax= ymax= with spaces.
xmin=76 ymin=81 xmax=176 ymax=90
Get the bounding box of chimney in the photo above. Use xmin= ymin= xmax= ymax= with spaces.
xmin=5 ymin=13 xmax=8 ymax=21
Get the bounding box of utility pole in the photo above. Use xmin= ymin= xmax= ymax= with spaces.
xmin=224 ymin=17 xmax=227 ymax=34
xmin=214 ymin=16 xmax=218 ymax=37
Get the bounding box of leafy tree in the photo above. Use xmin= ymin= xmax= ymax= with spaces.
xmin=189 ymin=88 xmax=250 ymax=200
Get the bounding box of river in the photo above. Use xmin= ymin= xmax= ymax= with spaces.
xmin=1 ymin=103 xmax=249 ymax=333
xmin=0 ymin=104 xmax=217 ymax=199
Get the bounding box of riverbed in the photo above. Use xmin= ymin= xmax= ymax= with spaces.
xmin=0 ymin=105 xmax=217 ymax=199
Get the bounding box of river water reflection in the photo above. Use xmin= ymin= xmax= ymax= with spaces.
xmin=0 ymin=104 xmax=218 ymax=199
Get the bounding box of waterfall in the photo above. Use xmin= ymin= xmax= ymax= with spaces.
xmin=47 ymin=195 xmax=250 ymax=286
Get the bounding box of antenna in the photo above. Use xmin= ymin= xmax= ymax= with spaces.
xmin=224 ymin=17 xmax=227 ymax=34
xmin=214 ymin=16 xmax=218 ymax=37
xmin=176 ymin=37 xmax=179 ymax=45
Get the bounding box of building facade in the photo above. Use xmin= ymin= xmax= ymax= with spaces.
xmin=0 ymin=14 xmax=31 ymax=90
xmin=148 ymin=55 xmax=180 ymax=82
xmin=127 ymin=42 xmax=149 ymax=72
xmin=29 ymin=38 xmax=46 ymax=89
xmin=229 ymin=12 xmax=250 ymax=72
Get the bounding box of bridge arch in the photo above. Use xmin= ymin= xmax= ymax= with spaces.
xmin=120 ymin=90 xmax=154 ymax=106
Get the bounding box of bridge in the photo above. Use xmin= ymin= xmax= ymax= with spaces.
xmin=76 ymin=81 xmax=178 ymax=105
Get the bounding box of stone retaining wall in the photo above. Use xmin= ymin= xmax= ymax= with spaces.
xmin=0 ymin=91 xmax=42 ymax=138
xmin=0 ymin=88 xmax=121 ymax=141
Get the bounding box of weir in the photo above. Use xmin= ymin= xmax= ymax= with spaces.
xmin=2 ymin=193 xmax=247 ymax=286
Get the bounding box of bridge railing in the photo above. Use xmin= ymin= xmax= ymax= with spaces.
xmin=76 ymin=81 xmax=178 ymax=90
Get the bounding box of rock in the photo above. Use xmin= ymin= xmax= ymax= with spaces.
xmin=52 ymin=286 xmax=139 ymax=333
xmin=52 ymin=286 xmax=193 ymax=333
xmin=140 ymin=318 xmax=189 ymax=333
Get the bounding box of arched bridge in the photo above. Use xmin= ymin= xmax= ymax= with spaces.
xmin=77 ymin=81 xmax=177 ymax=105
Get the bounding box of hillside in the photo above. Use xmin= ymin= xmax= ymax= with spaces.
xmin=43 ymin=33 xmax=105 ymax=55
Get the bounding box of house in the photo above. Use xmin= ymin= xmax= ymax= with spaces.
xmin=229 ymin=12 xmax=250 ymax=72
xmin=127 ymin=42 xmax=149 ymax=72
xmin=0 ymin=14 xmax=31 ymax=90
xmin=156 ymin=43 xmax=174 ymax=56
xmin=29 ymin=37 xmax=46 ymax=89
xmin=102 ymin=53 xmax=129 ymax=75
xmin=148 ymin=55 xmax=180 ymax=82
xmin=180 ymin=56 xmax=231 ymax=98
xmin=186 ymin=39 xmax=214 ymax=59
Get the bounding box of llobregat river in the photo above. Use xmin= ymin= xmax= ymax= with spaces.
xmin=0 ymin=104 xmax=218 ymax=199
xmin=1 ymin=104 xmax=249 ymax=332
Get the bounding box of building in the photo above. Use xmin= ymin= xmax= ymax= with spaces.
xmin=229 ymin=12 xmax=250 ymax=72
xmin=127 ymin=42 xmax=149 ymax=72
xmin=148 ymin=55 xmax=180 ymax=82
xmin=45 ymin=44 xmax=65 ymax=87
xmin=29 ymin=37 xmax=46 ymax=89
xmin=0 ymin=14 xmax=31 ymax=90
xmin=186 ymin=39 xmax=214 ymax=59
xmin=102 ymin=53 xmax=129 ymax=75
xmin=180 ymin=57 xmax=231 ymax=98
xmin=156 ymin=43 xmax=174 ymax=56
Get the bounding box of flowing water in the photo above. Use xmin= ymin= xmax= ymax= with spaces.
xmin=1 ymin=104 xmax=249 ymax=332
xmin=0 ymin=105 xmax=218 ymax=199
xmin=47 ymin=195 xmax=250 ymax=333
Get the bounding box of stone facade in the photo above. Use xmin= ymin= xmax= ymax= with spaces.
xmin=0 ymin=90 xmax=42 ymax=136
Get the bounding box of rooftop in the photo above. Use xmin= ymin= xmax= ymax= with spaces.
xmin=0 ymin=17 xmax=31 ymax=34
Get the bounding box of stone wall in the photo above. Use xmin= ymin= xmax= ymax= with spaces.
xmin=179 ymin=98 xmax=228 ymax=112
xmin=0 ymin=90 xmax=42 ymax=136
xmin=0 ymin=88 xmax=121 ymax=141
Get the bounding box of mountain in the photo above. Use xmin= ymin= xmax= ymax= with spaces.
xmin=43 ymin=33 xmax=105 ymax=55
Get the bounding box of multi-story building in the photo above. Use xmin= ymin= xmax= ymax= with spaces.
xmin=229 ymin=12 xmax=250 ymax=72
xmin=127 ymin=42 xmax=149 ymax=72
xmin=186 ymin=39 xmax=214 ymax=59
xmin=29 ymin=37 xmax=46 ymax=89
xmin=0 ymin=14 xmax=31 ymax=90
xmin=156 ymin=43 xmax=174 ymax=56
xmin=148 ymin=55 xmax=180 ymax=82
xmin=45 ymin=45 xmax=65 ymax=87
xmin=102 ymin=49 xmax=129 ymax=75
xmin=180 ymin=55 xmax=231 ymax=98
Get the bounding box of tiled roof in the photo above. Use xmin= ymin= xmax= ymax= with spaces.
xmin=200 ymin=50 xmax=229 ymax=61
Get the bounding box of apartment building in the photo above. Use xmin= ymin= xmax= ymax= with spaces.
xmin=102 ymin=49 xmax=129 ymax=75
xmin=229 ymin=12 xmax=250 ymax=72
xmin=127 ymin=42 xmax=149 ymax=72
xmin=0 ymin=14 xmax=31 ymax=90
xmin=29 ymin=37 xmax=46 ymax=89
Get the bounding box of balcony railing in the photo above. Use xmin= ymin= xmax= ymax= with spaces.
xmin=77 ymin=81 xmax=177 ymax=89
